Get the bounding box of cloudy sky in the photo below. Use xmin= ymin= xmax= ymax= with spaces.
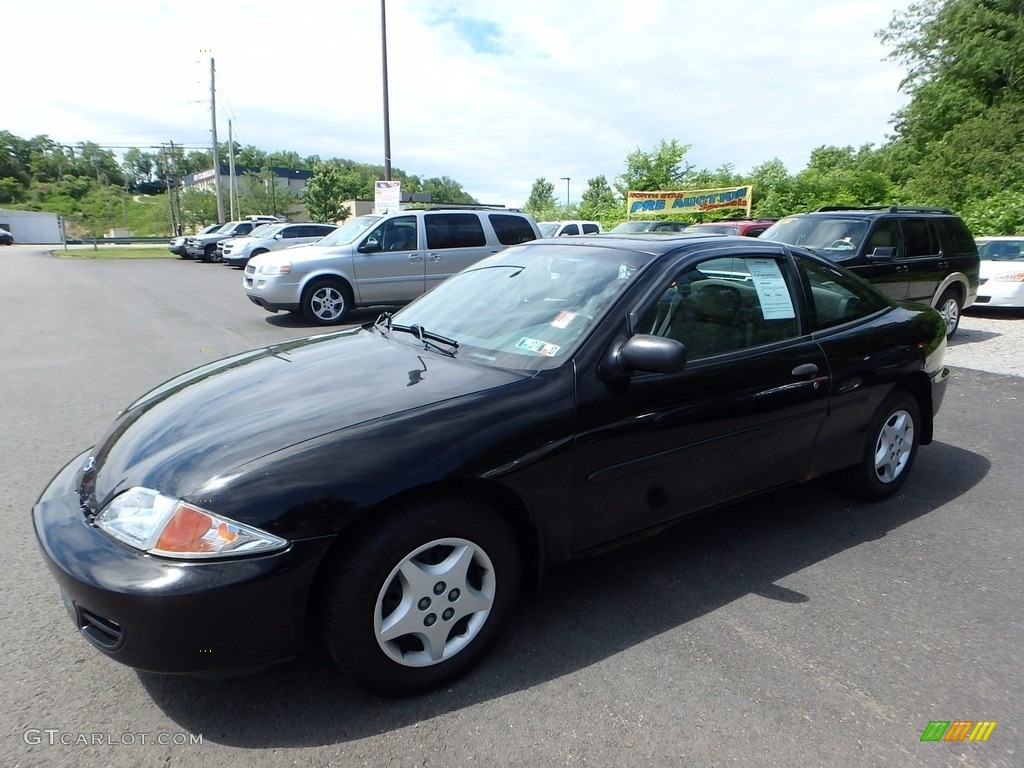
xmin=6 ymin=0 xmax=913 ymax=207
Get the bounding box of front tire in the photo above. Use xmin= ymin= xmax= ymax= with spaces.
xmin=842 ymin=389 xmax=921 ymax=501
xmin=302 ymin=278 xmax=352 ymax=324
xmin=323 ymin=498 xmax=521 ymax=697
xmin=936 ymin=288 xmax=962 ymax=337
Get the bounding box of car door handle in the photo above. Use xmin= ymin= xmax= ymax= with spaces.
xmin=408 ymin=254 xmax=423 ymax=262
xmin=791 ymin=363 xmax=819 ymax=378
xmin=427 ymin=253 xmax=442 ymax=262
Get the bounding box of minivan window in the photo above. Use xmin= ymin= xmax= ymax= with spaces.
xmin=490 ymin=214 xmax=538 ymax=245
xmin=425 ymin=213 xmax=486 ymax=249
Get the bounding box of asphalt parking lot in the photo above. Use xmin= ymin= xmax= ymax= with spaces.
xmin=2 ymin=246 xmax=1021 ymax=767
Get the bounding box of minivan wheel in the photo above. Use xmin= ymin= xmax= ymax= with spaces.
xmin=323 ymin=498 xmax=521 ymax=697
xmin=841 ymin=389 xmax=920 ymax=501
xmin=302 ymin=278 xmax=352 ymax=324
xmin=937 ymin=288 xmax=961 ymax=337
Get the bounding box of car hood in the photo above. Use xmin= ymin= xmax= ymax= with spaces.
xmin=79 ymin=328 xmax=528 ymax=512
xmin=980 ymin=259 xmax=1024 ymax=278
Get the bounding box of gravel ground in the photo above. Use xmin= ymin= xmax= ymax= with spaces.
xmin=946 ymin=308 xmax=1024 ymax=378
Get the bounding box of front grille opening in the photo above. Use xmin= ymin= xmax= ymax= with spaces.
xmin=78 ymin=608 xmax=124 ymax=651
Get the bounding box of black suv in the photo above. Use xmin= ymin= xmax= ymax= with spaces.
xmin=760 ymin=206 xmax=979 ymax=336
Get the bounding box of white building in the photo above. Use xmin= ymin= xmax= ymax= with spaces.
xmin=0 ymin=208 xmax=62 ymax=244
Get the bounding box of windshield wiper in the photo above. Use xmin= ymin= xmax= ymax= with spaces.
xmin=375 ymin=314 xmax=458 ymax=357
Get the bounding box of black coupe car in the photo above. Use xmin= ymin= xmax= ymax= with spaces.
xmin=34 ymin=234 xmax=950 ymax=696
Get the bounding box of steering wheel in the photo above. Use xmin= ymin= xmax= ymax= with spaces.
xmin=828 ymin=239 xmax=854 ymax=250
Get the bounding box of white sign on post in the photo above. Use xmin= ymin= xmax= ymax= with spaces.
xmin=374 ymin=181 xmax=401 ymax=214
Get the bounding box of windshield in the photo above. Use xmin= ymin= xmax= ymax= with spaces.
xmin=760 ymin=216 xmax=868 ymax=253
xmin=683 ymin=224 xmax=736 ymax=235
xmin=250 ymin=223 xmax=282 ymax=238
xmin=387 ymin=242 xmax=653 ymax=370
xmin=315 ymin=215 xmax=381 ymax=247
xmin=538 ymin=222 xmax=560 ymax=237
xmin=609 ymin=221 xmax=654 ymax=233
xmin=977 ymin=239 xmax=1024 ymax=261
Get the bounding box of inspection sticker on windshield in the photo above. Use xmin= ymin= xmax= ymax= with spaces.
xmin=747 ymin=259 xmax=796 ymax=319
xmin=516 ymin=337 xmax=561 ymax=356
xmin=551 ymin=311 xmax=577 ymax=329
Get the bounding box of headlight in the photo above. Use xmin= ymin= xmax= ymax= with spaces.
xmin=258 ymin=261 xmax=292 ymax=275
xmin=94 ymin=487 xmax=288 ymax=559
xmin=991 ymin=271 xmax=1024 ymax=282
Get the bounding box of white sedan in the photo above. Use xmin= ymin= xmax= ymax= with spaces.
xmin=975 ymin=237 xmax=1024 ymax=308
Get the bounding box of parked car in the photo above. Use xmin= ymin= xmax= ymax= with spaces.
xmin=759 ymin=206 xmax=979 ymax=336
xmin=608 ymin=220 xmax=688 ymax=233
xmin=538 ymin=220 xmax=603 ymax=237
xmin=0 ymin=227 xmax=13 ymax=245
xmin=34 ymin=234 xmax=950 ymax=696
xmin=682 ymin=219 xmax=777 ymax=237
xmin=973 ymin=236 xmax=1024 ymax=309
xmin=168 ymin=223 xmax=222 ymax=258
xmin=222 ymin=222 xmax=338 ymax=267
xmin=244 ymin=208 xmax=541 ymax=324
xmin=186 ymin=217 xmax=283 ymax=262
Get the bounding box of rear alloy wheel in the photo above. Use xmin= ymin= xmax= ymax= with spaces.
xmin=202 ymin=244 xmax=220 ymax=263
xmin=936 ymin=288 xmax=961 ymax=337
xmin=323 ymin=498 xmax=521 ymax=697
xmin=842 ymin=389 xmax=920 ymax=501
xmin=302 ymin=278 xmax=352 ymax=324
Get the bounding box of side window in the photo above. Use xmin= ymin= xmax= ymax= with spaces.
xmin=941 ymin=217 xmax=978 ymax=256
xmin=864 ymin=220 xmax=901 ymax=256
xmin=561 ymin=224 xmax=580 ymax=236
xmin=799 ymin=258 xmax=890 ymax=330
xmin=902 ymin=219 xmax=940 ymax=258
xmin=582 ymin=223 xmax=600 ymax=234
xmin=638 ymin=256 xmax=799 ymax=360
xmin=489 ymin=214 xmax=537 ymax=245
xmin=237 ymin=223 xmax=253 ymax=235
xmin=425 ymin=213 xmax=486 ymax=249
xmin=364 ymin=216 xmax=418 ymax=252
xmin=282 ymin=226 xmax=300 ymax=239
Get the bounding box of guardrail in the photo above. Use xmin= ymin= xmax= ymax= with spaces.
xmin=66 ymin=236 xmax=171 ymax=248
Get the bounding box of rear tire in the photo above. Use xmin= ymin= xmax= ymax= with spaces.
xmin=322 ymin=498 xmax=521 ymax=697
xmin=936 ymin=288 xmax=962 ymax=337
xmin=841 ymin=389 xmax=921 ymax=501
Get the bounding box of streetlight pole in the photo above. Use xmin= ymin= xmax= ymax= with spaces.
xmin=561 ymin=177 xmax=570 ymax=206
xmin=381 ymin=0 xmax=392 ymax=181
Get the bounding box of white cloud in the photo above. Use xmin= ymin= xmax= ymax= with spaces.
xmin=5 ymin=0 xmax=912 ymax=208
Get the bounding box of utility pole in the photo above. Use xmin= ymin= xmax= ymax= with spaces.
xmin=210 ymin=57 xmax=225 ymax=223
xmin=381 ymin=0 xmax=392 ymax=180
xmin=228 ymin=120 xmax=238 ymax=220
xmin=561 ymin=177 xmax=571 ymax=206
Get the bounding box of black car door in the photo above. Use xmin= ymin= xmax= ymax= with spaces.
xmin=570 ymin=248 xmax=830 ymax=554
xmin=900 ymin=218 xmax=946 ymax=304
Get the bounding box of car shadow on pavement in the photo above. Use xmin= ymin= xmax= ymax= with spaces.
xmin=137 ymin=440 xmax=990 ymax=748
xmin=263 ymin=306 xmax=399 ymax=329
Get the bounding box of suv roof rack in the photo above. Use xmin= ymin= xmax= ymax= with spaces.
xmin=815 ymin=205 xmax=953 ymax=215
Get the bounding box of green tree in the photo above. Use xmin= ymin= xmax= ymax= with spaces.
xmin=880 ymin=0 xmax=1024 ymax=148
xmin=524 ymin=177 xmax=557 ymax=219
xmin=421 ymin=176 xmax=477 ymax=205
xmin=304 ymin=161 xmax=352 ymax=223
xmin=577 ymin=175 xmax=621 ymax=225
xmin=614 ymin=139 xmax=694 ymax=198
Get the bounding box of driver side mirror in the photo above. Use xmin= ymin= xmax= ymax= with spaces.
xmin=616 ymin=334 xmax=687 ymax=374
xmin=359 ymin=237 xmax=381 ymax=253
xmin=867 ymin=246 xmax=895 ymax=262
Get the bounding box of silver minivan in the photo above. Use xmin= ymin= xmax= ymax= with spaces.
xmin=243 ymin=209 xmax=541 ymax=324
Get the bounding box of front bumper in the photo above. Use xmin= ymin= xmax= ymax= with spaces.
xmin=975 ymin=279 xmax=1024 ymax=308
xmin=243 ymin=268 xmax=303 ymax=313
xmin=32 ymin=453 xmax=335 ymax=676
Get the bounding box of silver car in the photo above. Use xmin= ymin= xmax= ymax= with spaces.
xmin=221 ymin=222 xmax=337 ymax=267
xmin=243 ymin=209 xmax=541 ymax=324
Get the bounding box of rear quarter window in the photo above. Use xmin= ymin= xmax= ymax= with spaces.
xmin=941 ymin=218 xmax=979 ymax=256
xmin=489 ymin=214 xmax=539 ymax=245
xmin=425 ymin=213 xmax=487 ymax=249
